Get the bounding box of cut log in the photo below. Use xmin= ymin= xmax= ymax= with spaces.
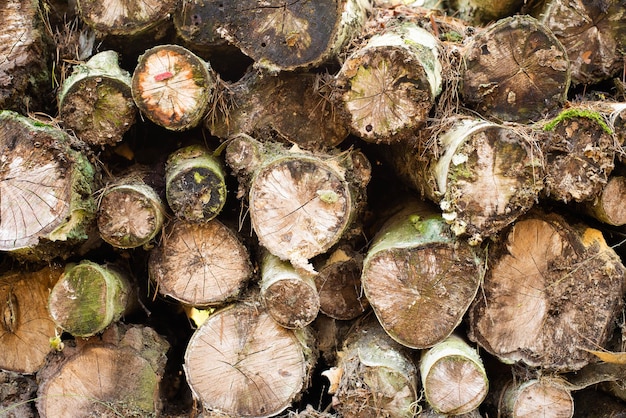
xmin=0 ymin=265 xmax=63 ymax=374
xmin=461 ymin=15 xmax=570 ymax=122
xmin=260 ymin=250 xmax=320 ymax=329
xmin=541 ymin=105 xmax=616 ymax=203
xmin=323 ymin=316 xmax=419 ymax=418
xmin=131 ymin=44 xmax=215 ymax=131
xmin=468 ymin=211 xmax=626 ymax=371
xmin=335 ymin=22 xmax=442 ymax=143
xmin=208 ymin=71 xmax=351 ymax=150
xmin=420 ymin=334 xmax=488 ymax=415
xmin=58 ymin=50 xmax=137 ymax=148
xmin=183 ymin=300 xmax=317 ymax=417
xmin=173 ymin=0 xmax=228 ymax=51
xmin=448 ymin=0 xmax=524 ymax=25
xmin=0 ymin=111 xmax=98 ymax=260
xmin=208 ymin=0 xmax=371 ymax=72
xmin=499 ymin=377 xmax=574 ymax=418
xmin=0 ymin=0 xmax=52 ymax=113
xmin=149 ymin=218 xmax=253 ymax=306
xmin=576 ymin=175 xmax=626 ymax=226
xmin=225 ymin=134 xmax=371 ymax=273
xmin=362 ymin=199 xmax=483 ymax=349
xmin=165 ymin=144 xmax=227 ymax=222
xmin=529 ymin=0 xmax=626 ymax=85
xmin=97 ymin=167 xmax=167 ymax=249
xmin=47 ymin=261 xmax=135 ymax=338
xmin=388 ymin=117 xmax=544 ymax=244
xmin=313 ymin=245 xmax=368 ymax=321
xmin=36 ymin=323 xmax=170 ymax=418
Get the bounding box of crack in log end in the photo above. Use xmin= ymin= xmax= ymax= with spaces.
xmin=1 ymin=289 xmax=18 ymax=334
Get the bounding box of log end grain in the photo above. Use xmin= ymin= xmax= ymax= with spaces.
xmin=77 ymin=0 xmax=176 ymax=36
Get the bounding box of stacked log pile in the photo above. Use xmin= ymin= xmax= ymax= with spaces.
xmin=2 ymin=0 xmax=626 ymax=417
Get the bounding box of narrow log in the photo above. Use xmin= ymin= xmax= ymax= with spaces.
xmin=389 ymin=117 xmax=543 ymax=244
xmin=58 ymin=50 xmax=136 ymax=148
xmin=420 ymin=334 xmax=489 ymax=415
xmin=499 ymin=377 xmax=574 ymax=418
xmin=0 ymin=0 xmax=52 ymax=113
xmin=0 ymin=111 xmax=98 ymax=260
xmin=448 ymin=0 xmax=524 ymax=25
xmin=208 ymin=0 xmax=370 ymax=72
xmin=335 ymin=22 xmax=442 ymax=143
xmin=576 ymin=175 xmax=626 ymax=226
xmin=313 ymin=245 xmax=368 ymax=321
xmin=47 ymin=261 xmax=134 ymax=338
xmin=149 ymin=218 xmax=253 ymax=306
xmin=37 ymin=323 xmax=169 ymax=418
xmin=361 ymin=199 xmax=484 ymax=349
xmin=131 ymin=44 xmax=215 ymax=131
xmin=97 ymin=167 xmax=167 ymax=249
xmin=165 ymin=144 xmax=227 ymax=222
xmin=260 ymin=250 xmax=320 ymax=329
xmin=468 ymin=211 xmax=626 ymax=371
xmin=225 ymin=134 xmax=371 ymax=273
xmin=323 ymin=316 xmax=419 ymax=418
xmin=183 ymin=300 xmax=317 ymax=417
xmin=529 ymin=0 xmax=626 ymax=85
xmin=541 ymin=105 xmax=616 ymax=203
xmin=461 ymin=15 xmax=570 ymax=122
xmin=0 ymin=265 xmax=63 ymax=374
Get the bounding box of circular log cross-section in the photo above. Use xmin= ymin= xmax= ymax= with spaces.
xmin=132 ymin=44 xmax=214 ymax=131
xmin=77 ymin=0 xmax=177 ymax=36
xmin=461 ymin=15 xmax=570 ymax=122
xmin=500 ymin=378 xmax=574 ymax=418
xmin=184 ymin=302 xmax=315 ymax=417
xmin=149 ymin=219 xmax=252 ymax=307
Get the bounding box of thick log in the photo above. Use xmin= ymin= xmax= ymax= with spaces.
xmin=225 ymin=134 xmax=370 ymax=273
xmin=323 ymin=316 xmax=419 ymax=417
xmin=499 ymin=377 xmax=574 ymax=418
xmin=361 ymin=199 xmax=484 ymax=349
xmin=0 ymin=0 xmax=52 ymax=113
xmin=149 ymin=218 xmax=253 ymax=306
xmin=165 ymin=144 xmax=227 ymax=222
xmin=529 ymin=0 xmax=626 ymax=85
xmin=461 ymin=15 xmax=570 ymax=122
xmin=173 ymin=0 xmax=227 ymax=51
xmin=448 ymin=0 xmax=524 ymax=25
xmin=0 ymin=265 xmax=63 ymax=374
xmin=47 ymin=261 xmax=134 ymax=338
xmin=183 ymin=300 xmax=317 ymax=417
xmin=58 ymin=50 xmax=137 ymax=148
xmin=0 ymin=111 xmax=98 ymax=260
xmin=541 ymin=105 xmax=616 ymax=203
xmin=131 ymin=45 xmax=215 ymax=131
xmin=334 ymin=21 xmax=442 ymax=143
xmin=468 ymin=211 xmax=626 ymax=371
xmin=576 ymin=175 xmax=626 ymax=226
xmin=36 ymin=323 xmax=169 ymax=418
xmin=389 ymin=117 xmax=544 ymax=244
xmin=420 ymin=334 xmax=488 ymax=415
xmin=260 ymin=250 xmax=320 ymax=329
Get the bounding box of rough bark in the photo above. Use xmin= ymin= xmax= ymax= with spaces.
xmin=420 ymin=334 xmax=489 ymax=415
xmin=0 ymin=111 xmax=98 ymax=261
xmin=165 ymin=144 xmax=227 ymax=222
xmin=47 ymin=261 xmax=134 ymax=338
xmin=131 ymin=44 xmax=215 ymax=131
xmin=499 ymin=377 xmax=574 ymax=418
xmin=0 ymin=265 xmax=63 ymax=374
xmin=461 ymin=15 xmax=570 ymax=123
xmin=0 ymin=0 xmax=52 ymax=113
xmin=260 ymin=250 xmax=320 ymax=329
xmin=149 ymin=218 xmax=253 ymax=307
xmin=58 ymin=50 xmax=137 ymax=148
xmin=334 ymin=22 xmax=442 ymax=143
xmin=576 ymin=175 xmax=626 ymax=226
xmin=362 ymin=199 xmax=484 ymax=349
xmin=448 ymin=0 xmax=524 ymax=25
xmin=389 ymin=117 xmax=544 ymax=244
xmin=208 ymin=70 xmax=351 ymax=150
xmin=469 ymin=211 xmax=626 ymax=371
xmin=541 ymin=105 xmax=616 ymax=203
xmin=0 ymin=370 xmax=37 ymax=418
xmin=205 ymin=0 xmax=371 ymax=72
xmin=225 ymin=134 xmax=371 ymax=273
xmin=36 ymin=323 xmax=169 ymax=418
xmin=183 ymin=300 xmax=317 ymax=417
xmin=529 ymin=0 xmax=626 ymax=85
xmin=323 ymin=316 xmax=419 ymax=418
